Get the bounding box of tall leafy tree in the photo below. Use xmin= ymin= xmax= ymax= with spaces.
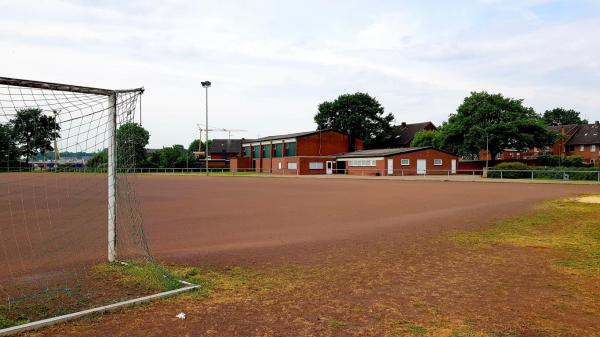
xmin=11 ymin=108 xmax=60 ymax=163
xmin=314 ymin=92 xmax=395 ymax=149
xmin=87 ymin=123 xmax=150 ymax=168
xmin=116 ymin=122 xmax=150 ymax=166
xmin=410 ymin=130 xmax=442 ymax=148
xmin=439 ymin=92 xmax=555 ymax=159
xmin=0 ymin=123 xmax=19 ymax=164
xmin=542 ymin=108 xmax=588 ymax=126
xmin=159 ymin=144 xmax=193 ymax=168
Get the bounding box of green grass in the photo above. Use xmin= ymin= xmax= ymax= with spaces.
xmin=447 ymin=198 xmax=600 ymax=275
xmin=0 ymin=310 xmax=30 ymax=329
xmin=94 ymin=260 xmax=186 ymax=292
xmin=0 ymin=261 xmax=192 ymax=330
xmin=407 ymin=323 xmax=427 ymax=335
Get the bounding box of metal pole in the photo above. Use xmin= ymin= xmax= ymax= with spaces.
xmin=107 ymin=93 xmax=117 ymax=262
xmin=205 ymin=87 xmax=209 ymax=176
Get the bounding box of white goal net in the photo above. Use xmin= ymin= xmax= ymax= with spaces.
xmin=0 ymin=77 xmax=151 ymax=328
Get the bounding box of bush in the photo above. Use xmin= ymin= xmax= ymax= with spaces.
xmin=488 ymin=162 xmax=530 ymax=179
xmin=488 ymin=162 xmax=599 ymax=181
xmin=539 ymin=154 xmax=560 ymax=167
xmin=563 ymin=156 xmax=585 ymax=167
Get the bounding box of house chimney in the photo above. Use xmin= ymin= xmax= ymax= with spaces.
xmin=348 ymin=131 xmax=356 ymax=152
xmin=595 ymin=121 xmax=599 ymax=126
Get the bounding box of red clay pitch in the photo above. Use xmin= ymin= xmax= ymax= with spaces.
xmin=1 ymin=174 xmax=598 ymax=286
xmin=2 ymin=174 xmax=600 ymax=335
xmin=136 ymin=175 xmax=599 ymax=266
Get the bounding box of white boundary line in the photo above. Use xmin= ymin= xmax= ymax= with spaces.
xmin=0 ymin=282 xmax=199 ymax=336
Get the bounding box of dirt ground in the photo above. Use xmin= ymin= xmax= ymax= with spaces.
xmin=2 ymin=175 xmax=600 ymax=336
xmin=136 ymin=176 xmax=599 ymax=267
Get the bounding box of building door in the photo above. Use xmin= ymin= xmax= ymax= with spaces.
xmin=451 ymin=159 xmax=457 ymax=174
xmin=387 ymin=159 xmax=394 ymax=175
xmin=417 ymin=159 xmax=427 ymax=175
xmin=326 ymin=161 xmax=334 ymax=175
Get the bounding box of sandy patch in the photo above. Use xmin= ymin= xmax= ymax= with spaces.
xmin=572 ymin=195 xmax=600 ymax=203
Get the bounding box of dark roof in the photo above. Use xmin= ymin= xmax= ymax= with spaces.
xmin=243 ymin=129 xmax=344 ymax=143
xmin=392 ymin=122 xmax=437 ymax=146
xmin=337 ymin=146 xmax=450 ymax=158
xmin=567 ymin=123 xmax=600 ymax=145
xmin=547 ymin=124 xmax=580 ymax=134
xmin=208 ymin=139 xmax=243 ymax=153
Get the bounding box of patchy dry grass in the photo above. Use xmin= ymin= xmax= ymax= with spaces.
xmin=447 ymin=199 xmax=600 ymax=275
xmin=0 ymin=261 xmax=191 ymax=330
xmin=94 ymin=260 xmax=185 ymax=292
xmin=17 ymin=197 xmax=600 ymax=336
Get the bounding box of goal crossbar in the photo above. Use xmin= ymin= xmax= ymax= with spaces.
xmin=0 ymin=76 xmax=144 ymax=96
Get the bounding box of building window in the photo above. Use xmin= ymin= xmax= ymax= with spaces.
xmin=580 ymin=145 xmax=585 ymax=152
xmin=348 ymin=159 xmax=377 ymax=167
xmin=287 ymin=162 xmax=297 ymax=170
xmin=252 ymin=146 xmax=260 ymax=158
xmin=262 ymin=144 xmax=271 ymax=158
xmin=591 ymin=145 xmax=596 ymax=152
xmin=285 ymin=142 xmax=297 ymax=156
xmin=274 ymin=143 xmax=283 ymax=157
xmin=309 ymin=162 xmax=324 ymax=170
xmin=400 ymin=159 xmax=410 ymax=166
xmin=243 ymin=146 xmax=250 ymax=157
xmin=433 ymin=159 xmax=443 ymax=166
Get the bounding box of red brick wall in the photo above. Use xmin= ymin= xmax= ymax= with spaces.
xmin=298 ymin=157 xmax=336 ymax=175
xmin=354 ymin=139 xmax=364 ymax=151
xmin=297 ymin=131 xmax=359 ymax=156
xmin=230 ymin=157 xmax=251 ymax=172
xmin=345 ymin=149 xmax=459 ymax=176
xmin=345 ymin=159 xmax=386 ymax=176
xmin=269 ymin=157 xmax=298 ymax=174
xmin=567 ymin=144 xmax=600 ymax=164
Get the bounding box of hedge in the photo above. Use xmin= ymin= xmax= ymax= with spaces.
xmin=489 ymin=163 xmax=600 ymax=181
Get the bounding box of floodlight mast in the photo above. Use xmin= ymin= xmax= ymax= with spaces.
xmin=201 ymin=81 xmax=211 ymax=176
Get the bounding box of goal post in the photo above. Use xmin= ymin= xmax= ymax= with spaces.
xmin=0 ymin=76 xmax=151 ymax=326
xmin=108 ymin=92 xmax=117 ymax=262
xmin=0 ymin=77 xmax=143 ymax=263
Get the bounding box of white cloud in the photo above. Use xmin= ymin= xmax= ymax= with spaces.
xmin=0 ymin=0 xmax=598 ymax=146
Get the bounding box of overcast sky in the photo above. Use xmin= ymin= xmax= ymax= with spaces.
xmin=1 ymin=0 xmax=599 ymax=147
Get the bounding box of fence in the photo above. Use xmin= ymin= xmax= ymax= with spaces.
xmin=3 ymin=166 xmax=600 ymax=182
xmin=487 ymin=169 xmax=600 ymax=182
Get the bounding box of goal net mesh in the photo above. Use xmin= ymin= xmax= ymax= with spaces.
xmin=0 ymin=80 xmax=151 ymax=326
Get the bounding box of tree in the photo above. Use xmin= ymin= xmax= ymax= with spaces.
xmin=314 ymin=92 xmax=395 ymax=149
xmin=0 ymin=123 xmax=19 ymax=164
xmin=87 ymin=149 xmax=108 ymax=168
xmin=188 ymin=139 xmax=208 ymax=153
xmin=159 ymin=145 xmax=194 ymax=168
xmin=87 ymin=123 xmax=150 ymax=168
xmin=439 ymin=92 xmax=555 ymax=159
xmin=542 ymin=108 xmax=588 ymax=126
xmin=11 ymin=108 xmax=60 ymax=163
xmin=116 ymin=123 xmax=149 ymax=167
xmin=410 ymin=130 xmax=442 ymax=148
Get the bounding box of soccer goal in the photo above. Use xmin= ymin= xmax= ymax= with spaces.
xmin=0 ymin=77 xmax=160 ymax=331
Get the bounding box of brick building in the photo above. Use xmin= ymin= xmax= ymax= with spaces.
xmin=475 ymin=122 xmax=600 ymax=167
xmin=565 ymin=122 xmax=600 ymax=165
xmin=231 ymin=130 xmax=364 ymax=174
xmin=336 ymin=147 xmax=459 ymax=176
